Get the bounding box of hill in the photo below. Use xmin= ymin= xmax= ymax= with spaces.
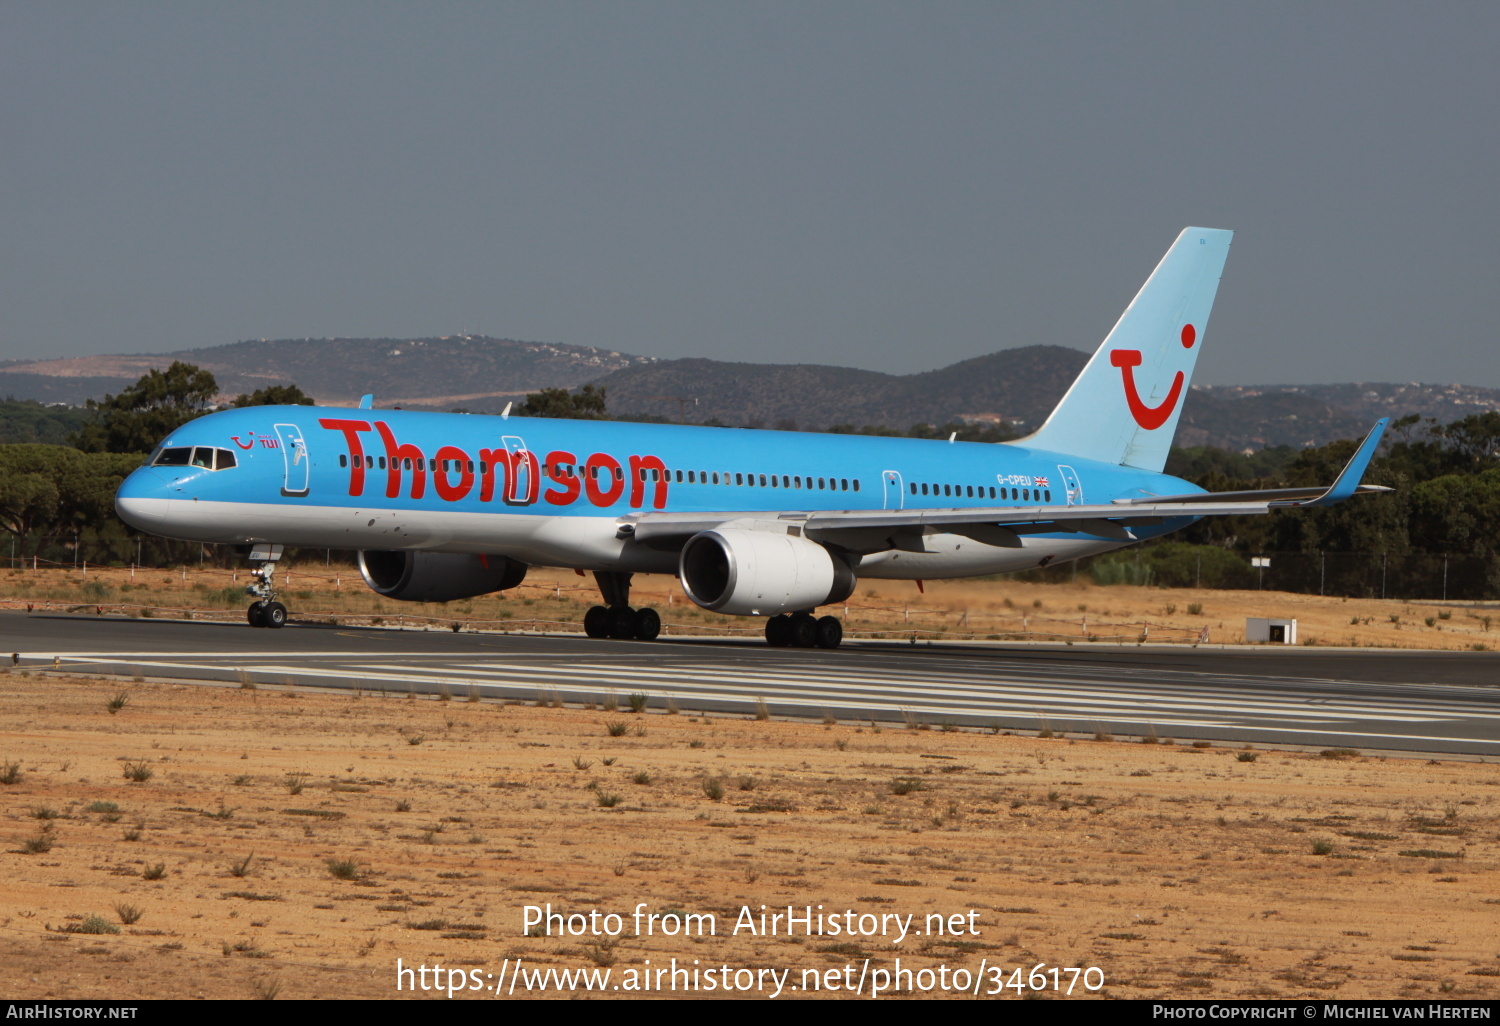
xmin=0 ymin=336 xmax=655 ymax=408
xmin=4 ymin=335 xmax=1500 ymax=451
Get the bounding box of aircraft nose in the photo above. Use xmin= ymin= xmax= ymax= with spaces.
xmin=114 ymin=468 xmax=173 ymax=527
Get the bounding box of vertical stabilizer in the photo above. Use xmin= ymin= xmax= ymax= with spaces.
xmin=1020 ymin=227 xmax=1232 ymax=472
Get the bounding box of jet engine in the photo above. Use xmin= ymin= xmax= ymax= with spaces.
xmin=358 ymin=551 xmax=527 ymax=603
xmin=679 ymin=528 xmax=855 ymax=616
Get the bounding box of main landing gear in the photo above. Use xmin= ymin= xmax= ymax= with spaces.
xmin=582 ymin=571 xmax=661 ymax=641
xmin=244 ymin=544 xmax=288 ymax=629
xmin=764 ymin=612 xmax=842 ymax=649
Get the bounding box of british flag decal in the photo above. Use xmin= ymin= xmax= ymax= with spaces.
xmin=1034 ymin=476 xmax=1050 ymax=487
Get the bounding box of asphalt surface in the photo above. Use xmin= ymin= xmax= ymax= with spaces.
xmin=3 ymin=611 xmax=1498 ymax=756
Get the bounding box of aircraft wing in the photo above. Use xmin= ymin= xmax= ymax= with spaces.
xmin=621 ymin=419 xmax=1390 ymax=547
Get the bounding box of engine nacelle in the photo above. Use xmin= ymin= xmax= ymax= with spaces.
xmin=358 ymin=551 xmax=527 ymax=603
xmin=679 ymin=528 xmax=856 ymax=616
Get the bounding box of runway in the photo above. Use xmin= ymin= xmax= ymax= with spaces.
xmin=3 ymin=611 xmax=1499 ymax=756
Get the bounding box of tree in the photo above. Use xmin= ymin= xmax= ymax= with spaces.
xmin=71 ymin=362 xmax=219 ymax=454
xmin=0 ymin=445 xmax=140 ymax=558
xmin=513 ymin=384 xmax=607 ymax=419
xmin=232 ymin=384 xmax=315 ymax=407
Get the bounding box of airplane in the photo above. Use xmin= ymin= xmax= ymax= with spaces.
xmin=114 ymin=227 xmax=1389 ymax=647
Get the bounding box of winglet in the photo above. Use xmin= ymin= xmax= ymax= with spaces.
xmin=1280 ymin=418 xmax=1389 ymax=508
xmin=358 ymin=394 xmax=374 ymax=410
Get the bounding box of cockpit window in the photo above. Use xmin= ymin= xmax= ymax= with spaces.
xmin=153 ymin=446 xmax=238 ymax=470
xmin=154 ymin=447 xmax=192 ymax=466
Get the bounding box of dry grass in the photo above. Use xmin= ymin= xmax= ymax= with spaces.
xmin=0 ymin=670 xmax=1497 ymax=1001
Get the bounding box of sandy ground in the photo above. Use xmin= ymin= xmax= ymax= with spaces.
xmin=3 ymin=563 xmax=1498 ymax=649
xmin=1 ymin=670 xmax=1497 ymax=1001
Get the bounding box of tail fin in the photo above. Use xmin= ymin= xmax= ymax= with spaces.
xmin=1020 ymin=227 xmax=1233 ymax=472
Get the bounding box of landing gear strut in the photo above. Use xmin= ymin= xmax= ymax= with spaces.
xmin=582 ymin=571 xmax=661 ymax=641
xmin=244 ymin=544 xmax=288 ymax=629
xmin=765 ymin=612 xmax=842 ymax=649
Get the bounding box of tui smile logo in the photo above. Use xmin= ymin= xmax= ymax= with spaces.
xmin=1110 ymin=324 xmax=1195 ymax=430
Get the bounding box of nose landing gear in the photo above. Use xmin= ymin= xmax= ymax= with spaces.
xmin=243 ymin=544 xmax=288 ymax=629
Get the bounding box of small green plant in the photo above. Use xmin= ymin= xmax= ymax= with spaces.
xmin=595 ymin=792 xmax=622 ymax=808
xmin=891 ymin=777 xmax=925 ymax=795
xmin=601 ymin=756 xmax=617 ymax=765
xmin=702 ymin=777 xmax=724 ymax=801
xmin=71 ymin=915 xmax=119 ymax=935
xmin=395 ymin=799 xmax=412 ymax=812
xmin=737 ymin=775 xmax=757 ymax=791
xmin=22 ymin=831 xmax=54 ymax=854
xmin=0 ymin=760 xmax=22 ymax=785
xmin=1425 ymin=617 xmax=1437 ymax=628
xmin=1438 ymin=610 xmax=1452 ymax=620
xmin=1236 ymin=751 xmax=1258 ymax=763
xmin=628 ymin=693 xmax=649 ymax=714
xmin=142 ymin=863 xmax=166 ymax=880
xmin=1187 ymin=603 xmax=1204 ymax=616
xmin=123 ymin=827 xmax=143 ymax=842
xmin=285 ymin=773 xmax=308 ymax=795
xmin=107 ymin=691 xmax=130 ymax=714
xmin=85 ymin=800 xmax=119 ymax=814
xmin=632 ymin=771 xmax=653 ymax=785
xmin=230 ymin=853 xmax=255 ymax=878
xmin=572 ymin=756 xmax=593 ymax=771
xmin=326 ymin=858 xmax=361 ymax=880
xmin=114 ymin=902 xmax=144 ymax=925
xmin=31 ymin=805 xmax=59 ymax=821
xmin=1311 ymin=838 xmax=1334 ymax=856
xmin=122 ymin=761 xmax=153 ymax=783
xmin=755 ymin=698 xmax=771 ymax=721
xmin=606 ymin=720 xmax=629 ymax=737
xmin=406 ymin=734 xmax=425 ymax=746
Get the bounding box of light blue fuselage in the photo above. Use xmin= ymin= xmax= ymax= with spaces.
xmin=115 ymin=405 xmax=1201 ymax=579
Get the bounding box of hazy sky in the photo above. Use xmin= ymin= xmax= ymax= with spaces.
xmin=3 ymin=2 xmax=1497 ymax=386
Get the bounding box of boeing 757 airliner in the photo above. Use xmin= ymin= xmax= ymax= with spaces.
xmin=115 ymin=228 xmax=1388 ymax=647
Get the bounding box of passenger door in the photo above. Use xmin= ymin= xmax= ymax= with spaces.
xmin=275 ymin=423 xmax=310 ymax=497
xmin=1056 ymin=464 xmax=1082 ymax=506
xmin=881 ymin=470 xmax=905 ymax=510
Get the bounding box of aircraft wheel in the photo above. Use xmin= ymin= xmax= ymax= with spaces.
xmin=247 ymin=603 xmax=267 ymax=628
xmin=815 ymin=615 xmax=843 ymax=649
xmin=789 ymin=612 xmax=818 ymax=648
xmin=607 ymin=605 xmax=637 ymax=640
xmin=583 ymin=605 xmax=610 ymax=639
xmin=633 ymin=607 xmax=661 ymax=641
xmin=262 ymin=601 xmax=288 ymax=629
xmin=765 ymin=615 xmax=792 ymax=647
